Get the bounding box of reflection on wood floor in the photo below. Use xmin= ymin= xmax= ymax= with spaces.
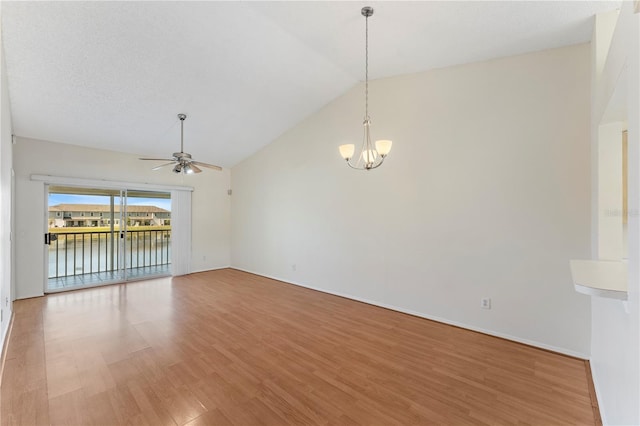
xmin=2 ymin=269 xmax=599 ymax=425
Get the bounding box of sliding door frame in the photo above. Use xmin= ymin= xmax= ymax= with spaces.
xmin=37 ymin=175 xmax=193 ymax=293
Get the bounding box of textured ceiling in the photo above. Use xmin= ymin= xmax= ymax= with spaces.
xmin=1 ymin=1 xmax=620 ymax=168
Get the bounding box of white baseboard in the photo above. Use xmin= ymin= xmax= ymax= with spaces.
xmin=189 ymin=265 xmax=231 ymax=275
xmin=231 ymin=267 xmax=589 ymax=360
xmin=0 ymin=310 xmax=15 ymax=388
xmin=589 ymin=363 xmax=608 ymax=425
xmin=16 ymin=291 xmax=44 ymax=300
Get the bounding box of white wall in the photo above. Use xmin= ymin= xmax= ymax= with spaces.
xmin=231 ymin=44 xmax=592 ymax=357
xmin=598 ymin=122 xmax=625 ymax=260
xmin=590 ymin=3 xmax=640 ymax=425
xmin=13 ymin=137 xmax=231 ymax=299
xmin=0 ymin=1 xmax=14 ymax=348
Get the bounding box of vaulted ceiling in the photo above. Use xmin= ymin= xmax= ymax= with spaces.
xmin=1 ymin=1 xmax=620 ymax=168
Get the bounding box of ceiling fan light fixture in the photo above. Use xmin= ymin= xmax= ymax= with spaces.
xmin=173 ymin=163 xmax=183 ymax=174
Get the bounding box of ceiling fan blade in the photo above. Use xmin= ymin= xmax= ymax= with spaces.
xmin=189 ymin=163 xmax=202 ymax=174
xmin=191 ymin=161 xmax=222 ymax=171
xmin=151 ymin=162 xmax=176 ymax=171
xmin=139 ymin=157 xmax=175 ymax=161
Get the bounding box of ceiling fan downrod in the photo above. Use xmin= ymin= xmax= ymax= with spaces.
xmin=178 ymin=113 xmax=186 ymax=154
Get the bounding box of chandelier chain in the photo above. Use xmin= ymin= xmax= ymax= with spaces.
xmin=365 ymin=13 xmax=369 ymax=120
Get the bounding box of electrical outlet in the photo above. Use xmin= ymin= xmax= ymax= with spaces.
xmin=291 ymin=264 xmax=297 ymax=272
xmin=481 ymin=297 xmax=491 ymax=309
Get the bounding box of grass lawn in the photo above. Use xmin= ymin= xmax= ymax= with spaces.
xmin=49 ymin=226 xmax=171 ymax=234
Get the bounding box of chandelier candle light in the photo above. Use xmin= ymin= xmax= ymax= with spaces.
xmin=339 ymin=6 xmax=392 ymax=170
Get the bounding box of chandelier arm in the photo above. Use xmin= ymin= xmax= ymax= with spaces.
xmin=362 ymin=121 xmax=370 ymax=166
xmin=345 ymin=160 xmax=362 ymax=170
xmin=368 ymin=157 xmax=385 ymax=170
xmin=345 ymin=156 xmax=384 ymax=171
xmin=361 ymin=118 xmax=379 ymax=168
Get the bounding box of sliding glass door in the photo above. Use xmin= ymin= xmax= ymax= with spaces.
xmin=121 ymin=189 xmax=172 ymax=281
xmin=45 ymin=185 xmax=171 ymax=292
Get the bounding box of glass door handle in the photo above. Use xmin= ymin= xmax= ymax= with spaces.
xmin=44 ymin=233 xmax=58 ymax=245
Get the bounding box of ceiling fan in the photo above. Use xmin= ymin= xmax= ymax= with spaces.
xmin=140 ymin=114 xmax=222 ymax=174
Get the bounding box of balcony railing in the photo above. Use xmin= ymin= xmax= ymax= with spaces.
xmin=48 ymin=229 xmax=171 ymax=278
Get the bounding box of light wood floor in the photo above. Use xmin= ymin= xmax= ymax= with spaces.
xmin=2 ymin=269 xmax=599 ymax=425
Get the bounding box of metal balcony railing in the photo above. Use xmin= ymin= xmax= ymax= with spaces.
xmin=48 ymin=229 xmax=171 ymax=278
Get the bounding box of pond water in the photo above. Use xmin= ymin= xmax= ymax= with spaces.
xmin=48 ymin=234 xmax=171 ymax=278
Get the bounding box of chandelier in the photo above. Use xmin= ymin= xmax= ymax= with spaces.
xmin=339 ymin=6 xmax=392 ymax=170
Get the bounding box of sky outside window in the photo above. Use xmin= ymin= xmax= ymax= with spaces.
xmin=49 ymin=194 xmax=171 ymax=211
